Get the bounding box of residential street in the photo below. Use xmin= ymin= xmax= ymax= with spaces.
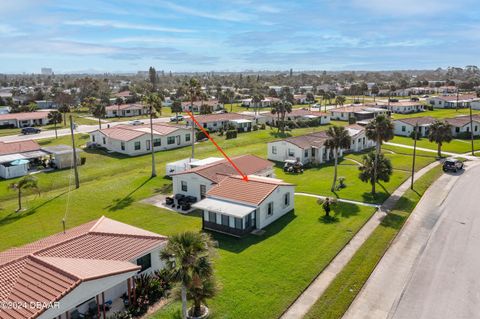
xmin=0 ymin=116 xmax=173 ymax=142
xmin=344 ymin=160 xmax=480 ymax=319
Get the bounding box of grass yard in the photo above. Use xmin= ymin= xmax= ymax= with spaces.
xmin=392 ymin=108 xmax=480 ymax=120
xmin=391 ymin=135 xmax=480 ymax=154
xmin=304 ymin=166 xmax=444 ymax=319
xmin=150 ymin=197 xmax=377 ymax=319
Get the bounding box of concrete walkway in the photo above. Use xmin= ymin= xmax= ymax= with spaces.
xmin=384 ymin=142 xmax=478 ymax=161
xmin=280 ymin=160 xmax=441 ymax=319
xmin=295 ymin=192 xmax=380 ymax=208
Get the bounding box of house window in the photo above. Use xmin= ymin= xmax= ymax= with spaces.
xmin=476 ymin=126 xmax=478 ymax=132
xmin=102 ymin=137 xmax=106 ymax=144
xmin=208 ymin=211 xmax=217 ymax=223
xmin=288 ymin=149 xmax=295 ymax=157
xmin=146 ymin=140 xmax=151 ymax=150
xmin=455 ymin=127 xmax=460 ymax=133
xmin=234 ymin=217 xmax=242 ymax=229
xmin=267 ymin=202 xmax=274 ymax=216
xmin=134 ymin=141 xmax=141 ymax=150
xmin=136 ymin=254 xmax=152 ymax=272
xmin=311 ymin=148 xmax=315 ymax=156
xmin=153 ymin=138 xmax=161 ymax=147
xmin=167 ymin=136 xmax=175 ymax=145
xmin=185 ymin=134 xmax=191 ymax=142
xmin=402 ymin=126 xmax=406 ymax=132
xmin=272 ymin=146 xmax=277 ymax=154
xmin=92 ymin=135 xmax=96 ymax=142
xmin=304 ymin=149 xmax=308 ymax=158
xmin=121 ymin=141 xmax=125 ymax=151
xmin=284 ymin=193 xmax=290 ymax=207
xmin=221 ymin=214 xmax=229 ymax=227
xmin=181 ymin=181 xmax=188 ymax=192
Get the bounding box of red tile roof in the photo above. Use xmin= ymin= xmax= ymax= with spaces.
xmin=173 ymin=154 xmax=273 ymax=183
xmin=395 ymin=116 xmax=436 ymax=126
xmin=0 ymin=140 xmax=41 ymax=156
xmin=106 ymin=103 xmax=147 ymax=111
xmin=0 ymin=112 xmax=49 ymax=121
xmin=277 ymin=131 xmax=329 ymax=149
xmin=0 ymin=217 xmax=166 ymax=319
xmin=187 ymin=113 xmax=254 ymax=124
xmin=95 ymin=123 xmax=187 ymax=141
xmin=207 ymin=175 xmax=293 ymax=206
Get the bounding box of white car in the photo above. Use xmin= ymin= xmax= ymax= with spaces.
xmin=128 ymin=120 xmax=144 ymax=126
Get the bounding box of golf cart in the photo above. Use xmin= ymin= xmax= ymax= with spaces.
xmin=283 ymin=159 xmax=304 ymax=173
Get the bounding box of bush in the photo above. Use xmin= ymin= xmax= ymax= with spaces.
xmin=348 ymin=117 xmax=356 ymax=124
xmin=409 ymin=131 xmax=422 ymax=140
xmin=252 ymin=124 xmax=258 ymax=131
xmin=196 ymin=128 xmax=210 ymax=140
xmin=260 ymin=123 xmax=266 ymax=130
xmin=226 ymin=130 xmax=237 ymax=139
xmin=0 ymin=124 xmax=15 ymax=129
xmin=218 ymin=128 xmax=224 ymax=136
xmin=456 ymin=131 xmax=472 ymax=139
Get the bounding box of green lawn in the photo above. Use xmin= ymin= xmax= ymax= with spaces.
xmin=150 ymin=198 xmax=377 ymax=319
xmin=390 ymin=135 xmax=480 ymax=154
xmin=304 ymin=166 xmax=444 ymax=319
xmin=392 ymin=108 xmax=480 ymax=120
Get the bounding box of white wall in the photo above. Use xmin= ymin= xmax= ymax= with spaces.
xmin=267 ymin=141 xmax=306 ymax=163
xmin=0 ymin=164 xmax=28 ymax=179
xmin=330 ymin=111 xmax=349 ymax=121
xmin=172 ymin=173 xmax=214 ymax=201
xmin=257 ymin=185 xmax=295 ymax=229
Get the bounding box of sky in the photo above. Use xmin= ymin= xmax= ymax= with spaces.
xmin=0 ymin=0 xmax=479 ymax=73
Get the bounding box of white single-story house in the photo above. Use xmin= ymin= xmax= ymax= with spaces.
xmin=105 ymin=103 xmax=149 ymax=118
xmin=240 ymin=97 xmax=281 ymax=108
xmin=428 ymin=94 xmax=480 ymax=109
xmin=185 ymin=113 xmax=256 ymax=132
xmin=345 ymin=124 xmax=377 ymax=152
xmin=181 ymin=100 xmax=223 ymax=113
xmin=470 ymin=101 xmax=480 ymax=110
xmin=329 ymin=105 xmax=389 ymax=122
xmin=90 ymin=124 xmax=192 ymax=156
xmin=0 ymin=140 xmax=44 ymax=179
xmin=394 ymin=116 xmax=436 ymax=137
xmin=193 ymin=175 xmax=295 ymax=237
xmin=0 ymin=216 xmax=167 ymax=319
xmin=445 ymin=116 xmax=480 ymax=137
xmin=171 ymin=154 xmax=274 ymax=202
xmin=0 ymin=111 xmax=50 ymax=128
xmin=375 ymin=101 xmax=426 ymax=114
xmin=265 ymin=109 xmax=330 ymax=126
xmin=35 ymin=100 xmax=57 ymax=109
xmin=165 ymin=157 xmax=223 ymax=176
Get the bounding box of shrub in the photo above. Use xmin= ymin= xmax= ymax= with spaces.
xmin=226 ymin=130 xmax=237 ymax=139
xmin=196 ymin=128 xmax=210 ymax=140
xmin=456 ymin=131 xmax=472 ymax=139
xmin=252 ymin=124 xmax=258 ymax=131
xmin=348 ymin=117 xmax=356 ymax=124
xmin=260 ymin=123 xmax=266 ymax=130
xmin=409 ymin=131 xmax=422 ymax=140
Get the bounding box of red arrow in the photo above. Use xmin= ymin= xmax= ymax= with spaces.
xmin=186 ymin=111 xmax=249 ymax=182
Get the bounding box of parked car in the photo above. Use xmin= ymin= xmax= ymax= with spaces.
xmin=128 ymin=120 xmax=144 ymax=126
xmin=170 ymin=115 xmax=184 ymax=122
xmin=442 ymin=158 xmax=464 ymax=172
xmin=21 ymin=127 xmax=41 ymax=135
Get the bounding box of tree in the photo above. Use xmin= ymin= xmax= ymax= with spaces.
xmin=325 ymin=126 xmax=352 ymax=191
xmin=143 ymin=93 xmax=163 ymax=177
xmin=359 ymin=152 xmax=393 ymax=195
xmin=160 ymin=232 xmax=215 ymax=319
xmin=84 ymin=97 xmax=105 ymax=129
xmin=9 ymin=175 xmax=40 ymax=212
xmin=428 ymin=120 xmax=453 ymax=157
xmin=271 ymin=101 xmax=292 ymax=134
xmin=371 ymin=85 xmax=379 ymax=101
xmin=225 ymin=88 xmax=235 ymax=112
xmin=149 ymin=66 xmax=158 ymax=90
xmin=171 ymin=100 xmax=183 ymax=123
xmin=47 ymin=111 xmax=62 ymax=139
xmin=187 ymin=275 xmax=216 ymax=318
xmin=54 ymin=92 xmax=73 ymax=126
xmin=365 ymin=115 xmax=394 ymax=195
xmin=185 ymin=78 xmax=203 ymax=159
xmin=335 ymin=95 xmax=346 ymax=107
xmin=251 ymin=94 xmax=263 ymax=117
xmin=317 ymin=197 xmax=337 ymax=217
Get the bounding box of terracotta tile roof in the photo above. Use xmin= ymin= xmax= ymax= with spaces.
xmin=280 ymin=131 xmax=329 ymax=149
xmin=395 ymin=116 xmax=436 ymax=126
xmin=95 ymin=123 xmax=186 ymax=141
xmin=187 ymin=113 xmax=254 ymax=124
xmin=0 ymin=112 xmax=49 ymax=121
xmin=0 ymin=217 xmax=166 ymax=319
xmin=181 ymin=99 xmax=221 ymax=108
xmin=445 ymin=116 xmax=480 ymax=127
xmin=207 ymin=175 xmax=293 ymax=206
xmin=0 ymin=140 xmax=41 ymax=156
xmin=106 ymin=103 xmax=147 ymax=111
xmin=173 ymin=154 xmax=273 ymax=182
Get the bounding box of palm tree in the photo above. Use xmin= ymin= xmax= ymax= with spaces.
xmin=143 ymin=93 xmax=163 ymax=178
xmin=225 ymin=88 xmax=235 ymax=112
xmin=428 ymin=120 xmax=453 ymax=157
xmin=54 ymin=92 xmax=73 ymax=126
xmin=365 ymin=115 xmax=394 ymax=196
xmin=187 ymin=275 xmax=216 ymax=317
xmin=84 ymin=97 xmax=105 ymax=129
xmin=9 ymin=176 xmax=40 ymax=212
xmin=185 ymin=78 xmax=203 ymax=159
xmin=335 ymin=96 xmax=346 ymax=107
xmin=274 ymin=101 xmax=293 ymax=134
xmin=47 ymin=111 xmax=62 ymax=139
xmin=171 ymin=100 xmax=183 ymax=124
xmin=251 ymin=94 xmax=263 ymax=117
xmin=325 ymin=126 xmax=352 ymax=191
xmin=359 ymin=152 xmax=393 ymax=195
xmin=160 ymin=232 xmax=215 ymax=319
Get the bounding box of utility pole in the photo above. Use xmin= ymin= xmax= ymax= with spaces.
xmin=455 ymin=88 xmax=459 ymax=112
xmin=69 ymin=115 xmax=80 ymax=189
xmin=411 ymin=123 xmax=418 ymax=190
xmin=469 ymin=103 xmax=475 ymax=156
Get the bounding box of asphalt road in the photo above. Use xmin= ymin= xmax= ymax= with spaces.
xmin=344 ymin=160 xmax=480 ymax=319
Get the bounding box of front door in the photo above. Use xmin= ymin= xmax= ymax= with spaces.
xmin=176 ymin=135 xmax=181 ymax=145
xmin=146 ymin=140 xmax=151 ymax=151
xmin=200 ymin=185 xmax=206 ymax=199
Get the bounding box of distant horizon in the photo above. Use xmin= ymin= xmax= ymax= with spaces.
xmin=1 ymin=0 xmax=479 ymax=73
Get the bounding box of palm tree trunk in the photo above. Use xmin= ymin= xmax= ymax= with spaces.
xmin=438 ymin=143 xmax=442 ymax=157
xmin=54 ymin=122 xmax=58 ymax=139
xmin=98 ymin=117 xmax=101 ymax=130
xmin=63 ymin=112 xmax=67 ymax=126
xmin=373 ymin=142 xmax=380 ymax=196
xmin=181 ymin=284 xmax=187 ymax=319
xmin=194 ymin=298 xmax=202 ymax=317
xmin=18 ymin=189 xmax=21 ymax=211
xmin=150 ymin=112 xmax=156 ymax=177
xmin=331 ymin=149 xmax=338 ymax=192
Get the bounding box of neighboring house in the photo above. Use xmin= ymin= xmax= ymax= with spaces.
xmin=172 ymin=154 xmax=274 ymax=202
xmin=0 ymin=216 xmax=167 ymax=319
xmin=293 ymin=94 xmax=308 ymax=104
xmin=90 ymin=124 xmax=192 ymax=156
xmin=114 ymin=90 xmax=134 ymax=102
xmin=181 ymin=100 xmax=223 ymax=113
xmin=428 ymin=94 xmax=480 ymax=109
xmin=265 ymin=109 xmax=330 ymax=126
xmin=0 ymin=111 xmax=50 ymax=128
xmin=0 ymin=140 xmax=43 ymax=179
xmin=329 ymin=105 xmax=389 ymax=122
xmin=445 ymin=116 xmax=480 ymax=137
xmin=375 ymin=101 xmax=426 ymax=114
xmin=185 ymin=113 xmax=256 ymax=132
xmin=193 ymin=175 xmax=295 ymax=237
xmin=240 ymin=97 xmax=281 ymax=108
xmin=105 ymin=103 xmax=149 ymax=118
xmin=35 ymin=100 xmax=57 ymax=109
xmin=470 ymin=101 xmax=480 ymax=110
xmin=267 ymin=124 xmax=375 ymax=164
xmin=394 ymin=117 xmax=436 ymax=137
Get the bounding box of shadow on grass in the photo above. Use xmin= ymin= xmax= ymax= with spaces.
xmin=208 ymin=210 xmax=297 ymax=254
xmin=319 ymin=215 xmax=339 ymax=224
xmin=380 ymin=212 xmax=407 ymax=230
xmin=105 ymin=177 xmax=153 ymax=211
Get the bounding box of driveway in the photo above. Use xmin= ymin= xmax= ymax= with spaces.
xmin=344 ymin=160 xmax=480 ymax=319
xmin=0 ymin=117 xmax=174 ymax=142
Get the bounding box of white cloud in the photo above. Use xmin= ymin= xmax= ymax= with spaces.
xmin=350 ymin=0 xmax=454 ymax=15
xmin=0 ymin=24 xmax=26 ymax=37
xmin=156 ymin=1 xmax=253 ymax=22
xmin=64 ymin=19 xmax=194 ymax=33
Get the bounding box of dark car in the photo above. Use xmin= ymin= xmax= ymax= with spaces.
xmin=443 ymin=158 xmax=464 ymax=172
xmin=21 ymin=127 xmax=41 ymax=135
